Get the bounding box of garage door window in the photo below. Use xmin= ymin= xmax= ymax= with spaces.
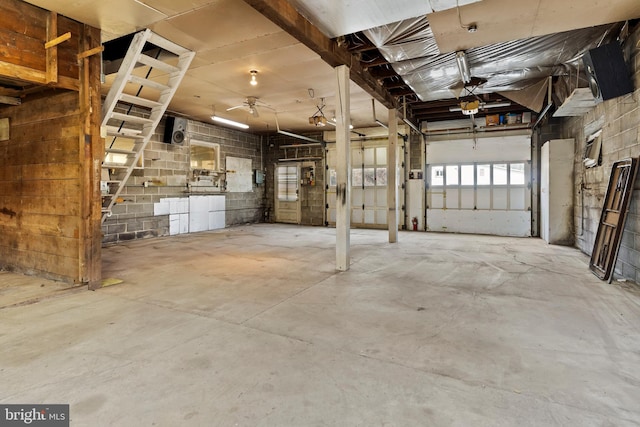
xmin=428 ymin=161 xmax=528 ymax=211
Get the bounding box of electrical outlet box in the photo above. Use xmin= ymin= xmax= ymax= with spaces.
xmin=254 ymin=169 xmax=265 ymax=185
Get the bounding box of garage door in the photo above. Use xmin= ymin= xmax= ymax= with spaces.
xmin=326 ymin=141 xmax=404 ymax=228
xmin=426 ymin=134 xmax=531 ymax=237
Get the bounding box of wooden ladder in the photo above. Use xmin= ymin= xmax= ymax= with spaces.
xmin=100 ymin=29 xmax=195 ymax=223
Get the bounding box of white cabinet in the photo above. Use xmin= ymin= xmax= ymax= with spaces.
xmin=541 ymin=139 xmax=574 ymax=245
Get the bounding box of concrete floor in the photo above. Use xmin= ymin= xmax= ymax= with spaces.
xmin=2 ymin=224 xmax=640 ymax=426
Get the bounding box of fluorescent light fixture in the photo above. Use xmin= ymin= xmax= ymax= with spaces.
xmin=375 ymin=119 xmax=388 ymax=129
xmin=455 ymin=51 xmax=471 ymax=84
xmin=274 ymin=112 xmax=322 ymax=143
xmin=211 ymin=115 xmax=249 ymax=129
xmin=328 ymin=118 xmax=353 ymax=129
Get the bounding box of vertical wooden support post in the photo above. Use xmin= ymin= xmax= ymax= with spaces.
xmin=78 ymin=24 xmax=103 ymax=290
xmin=335 ymin=65 xmax=351 ymax=271
xmin=388 ymin=108 xmax=398 ymax=243
xmin=46 ymin=12 xmax=58 ymax=83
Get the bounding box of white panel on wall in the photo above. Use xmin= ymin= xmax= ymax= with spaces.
xmin=154 ymin=200 xmax=170 ymax=216
xmin=179 ymin=214 xmax=189 ymax=234
xmin=208 ymin=211 xmax=225 ymax=230
xmin=226 ymin=156 xmax=253 ymax=192
xmin=169 ymin=215 xmax=180 ymax=236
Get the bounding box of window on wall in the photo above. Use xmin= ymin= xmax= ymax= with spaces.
xmin=510 ymin=163 xmax=525 ymax=185
xmin=431 ymin=166 xmax=444 ymax=186
xmin=430 ymin=163 xmax=527 ymax=186
xmin=190 ymin=140 xmax=220 ymax=171
xmin=277 ymin=166 xmax=298 ymax=201
xmin=460 ymin=165 xmax=474 ymax=186
xmin=352 ymin=146 xmax=388 ymax=188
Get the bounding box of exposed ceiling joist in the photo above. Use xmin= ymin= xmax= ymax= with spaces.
xmin=242 ymin=0 xmax=397 ymax=110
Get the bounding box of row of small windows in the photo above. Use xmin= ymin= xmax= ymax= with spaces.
xmin=430 ymin=163 xmax=525 ymax=187
xmin=328 ymin=168 xmax=388 ymax=187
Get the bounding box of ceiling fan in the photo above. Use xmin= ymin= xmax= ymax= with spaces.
xmin=226 ymin=96 xmax=263 ymax=117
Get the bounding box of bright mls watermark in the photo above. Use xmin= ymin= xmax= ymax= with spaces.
xmin=0 ymin=405 xmax=69 ymax=426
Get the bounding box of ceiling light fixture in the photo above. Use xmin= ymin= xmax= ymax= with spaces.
xmin=449 ymin=101 xmax=512 ymax=113
xmin=455 ymin=51 xmax=471 ymax=84
xmin=211 ymin=115 xmax=249 ymax=129
xmin=328 ymin=118 xmax=353 ymax=130
xmin=249 ymin=70 xmax=258 ymax=86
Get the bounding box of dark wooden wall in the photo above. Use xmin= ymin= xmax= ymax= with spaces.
xmin=0 ymin=0 xmax=102 ymax=287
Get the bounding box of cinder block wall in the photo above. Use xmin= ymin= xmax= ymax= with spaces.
xmin=102 ymin=117 xmax=265 ymax=244
xmin=562 ymin=24 xmax=640 ymax=282
xmin=265 ymin=134 xmax=325 ymax=226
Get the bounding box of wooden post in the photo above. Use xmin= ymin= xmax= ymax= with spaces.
xmin=45 ymin=12 xmax=58 ymax=84
xmin=78 ymin=24 xmax=103 ymax=290
xmin=388 ymin=108 xmax=398 ymax=243
xmin=335 ymin=65 xmax=351 ymax=271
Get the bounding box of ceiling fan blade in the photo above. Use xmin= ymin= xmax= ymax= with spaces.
xmin=251 ymin=107 xmax=259 ymax=118
xmin=226 ymin=105 xmax=244 ymax=111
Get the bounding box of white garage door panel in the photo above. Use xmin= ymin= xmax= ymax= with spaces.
xmin=428 ymin=135 xmax=531 ymax=163
xmin=477 ymin=188 xmax=491 ymax=209
xmin=426 ymin=132 xmax=531 ymax=237
xmin=353 ymin=188 xmax=363 ymax=206
xmin=461 ymin=188 xmax=474 ymax=209
xmin=428 ymin=210 xmax=530 ymax=236
xmin=510 ymin=188 xmax=526 ymax=210
xmin=493 ymin=188 xmax=508 ymax=209
xmin=447 ymin=188 xmax=459 ymax=209
xmin=431 ymin=192 xmax=444 ymax=209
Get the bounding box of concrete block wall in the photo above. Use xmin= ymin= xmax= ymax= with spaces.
xmin=188 ymin=121 xmax=266 ymax=225
xmin=102 ymin=117 xmax=265 ymax=244
xmin=562 ymin=24 xmax=640 ymax=282
xmin=265 ymin=133 xmax=325 ymax=226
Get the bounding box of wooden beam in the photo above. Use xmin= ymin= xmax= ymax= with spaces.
xmin=77 ymin=45 xmax=104 ymax=62
xmin=44 ymin=32 xmax=71 ymax=49
xmin=0 ymin=61 xmax=80 ymax=91
xmin=0 ymin=95 xmax=21 ymax=105
xmin=242 ymin=0 xmax=396 ymax=110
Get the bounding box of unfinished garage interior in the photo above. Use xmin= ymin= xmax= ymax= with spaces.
xmin=2 ymin=0 xmax=640 ymax=424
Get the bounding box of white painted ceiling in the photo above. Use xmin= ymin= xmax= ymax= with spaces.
xmin=21 ymin=0 xmax=640 ymax=132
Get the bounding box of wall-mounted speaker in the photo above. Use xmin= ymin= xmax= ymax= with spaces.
xmin=582 ymin=42 xmax=634 ymax=102
xmin=163 ymin=116 xmax=187 ymax=144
